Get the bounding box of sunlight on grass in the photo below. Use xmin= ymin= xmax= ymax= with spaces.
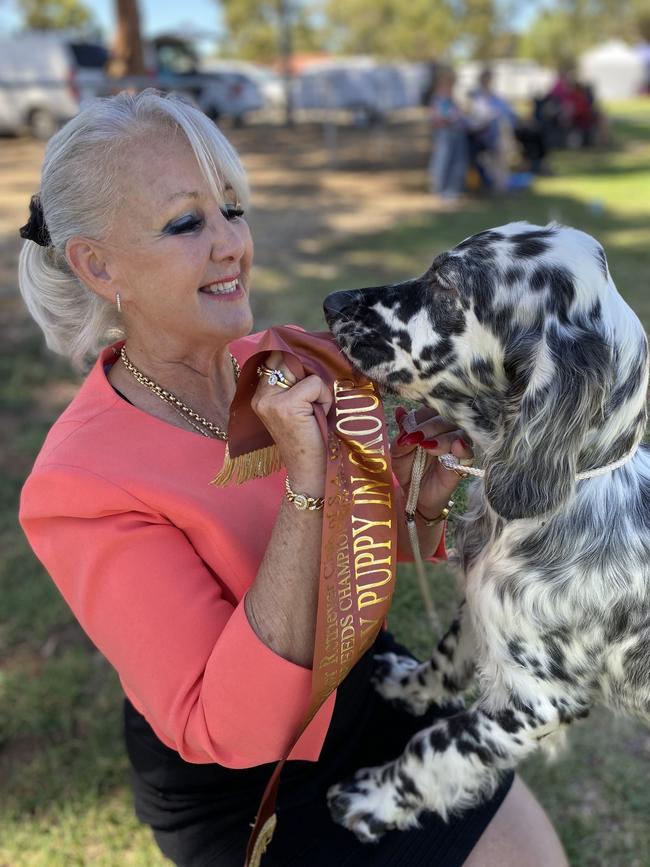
xmin=605 ymin=97 xmax=650 ymax=117
xmin=4 ymin=791 xmax=166 ymax=867
xmin=602 ymin=227 xmax=650 ymax=247
xmin=536 ymin=173 xmax=650 ymax=216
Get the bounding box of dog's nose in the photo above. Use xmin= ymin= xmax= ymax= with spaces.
xmin=323 ymin=290 xmax=358 ymax=325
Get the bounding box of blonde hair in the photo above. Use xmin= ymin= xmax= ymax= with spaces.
xmin=18 ymin=89 xmax=250 ymax=370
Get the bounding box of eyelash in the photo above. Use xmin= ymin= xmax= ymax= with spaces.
xmin=220 ymin=205 xmax=245 ymax=222
xmin=167 ymin=216 xmax=203 ymax=235
xmin=166 ymin=205 xmax=245 ymax=235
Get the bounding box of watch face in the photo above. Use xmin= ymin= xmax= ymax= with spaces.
xmin=294 ymin=494 xmax=308 ymax=510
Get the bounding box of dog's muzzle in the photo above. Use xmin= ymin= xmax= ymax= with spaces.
xmin=323 ymin=290 xmax=360 ymax=330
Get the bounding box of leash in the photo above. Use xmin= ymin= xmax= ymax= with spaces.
xmin=404 ymin=447 xmax=638 ymax=636
xmin=405 ymin=446 xmax=442 ymax=635
xmin=436 ymin=450 xmax=638 ymax=480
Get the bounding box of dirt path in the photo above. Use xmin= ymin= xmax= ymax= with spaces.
xmin=1 ymin=116 xmax=440 ymax=314
xmin=231 ymin=119 xmax=436 ymax=268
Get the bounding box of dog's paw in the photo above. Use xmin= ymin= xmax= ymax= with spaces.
xmin=327 ymin=764 xmax=420 ymax=843
xmin=371 ymin=652 xmax=433 ymax=716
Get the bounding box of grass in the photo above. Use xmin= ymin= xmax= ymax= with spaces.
xmin=2 ymin=100 xmax=650 ymax=866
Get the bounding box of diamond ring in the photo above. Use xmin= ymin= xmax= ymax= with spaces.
xmin=257 ymin=365 xmax=293 ymax=389
xmin=438 ymin=453 xmax=470 ymax=477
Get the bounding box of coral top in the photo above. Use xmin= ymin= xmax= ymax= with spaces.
xmin=20 ymin=336 xmax=443 ymax=770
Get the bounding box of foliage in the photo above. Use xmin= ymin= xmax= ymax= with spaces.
xmin=518 ymin=0 xmax=650 ymax=67
xmin=219 ymin=0 xmax=324 ymax=63
xmin=638 ymin=12 xmax=650 ymax=42
xmin=16 ymin=0 xmax=95 ymax=31
xmin=218 ymin=0 xmax=515 ymax=62
xmin=324 ymin=0 xmax=458 ymax=61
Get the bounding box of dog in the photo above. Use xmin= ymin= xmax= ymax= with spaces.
xmin=322 ymin=221 xmax=650 ymax=842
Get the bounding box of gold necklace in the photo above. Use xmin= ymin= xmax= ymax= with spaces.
xmin=119 ymin=346 xmax=241 ymax=441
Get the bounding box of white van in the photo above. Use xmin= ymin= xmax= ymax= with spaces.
xmin=0 ymin=32 xmax=109 ymax=139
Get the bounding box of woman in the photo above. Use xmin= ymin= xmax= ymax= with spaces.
xmin=18 ymin=90 xmax=567 ymax=866
xmin=428 ymin=67 xmax=469 ymax=201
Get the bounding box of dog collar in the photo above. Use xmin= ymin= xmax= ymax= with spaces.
xmin=437 ymin=450 xmax=638 ymax=481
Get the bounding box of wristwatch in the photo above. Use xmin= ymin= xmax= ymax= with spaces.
xmin=285 ymin=476 xmax=325 ymax=511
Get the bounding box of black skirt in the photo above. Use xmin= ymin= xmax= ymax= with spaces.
xmin=124 ymin=631 xmax=513 ymax=867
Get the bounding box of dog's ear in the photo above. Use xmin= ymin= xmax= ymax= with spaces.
xmin=484 ymin=322 xmax=611 ymax=520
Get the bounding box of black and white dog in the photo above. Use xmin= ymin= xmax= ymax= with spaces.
xmin=323 ymin=222 xmax=650 ymax=842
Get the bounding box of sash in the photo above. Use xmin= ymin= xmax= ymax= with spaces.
xmin=211 ymin=326 xmax=397 ymax=866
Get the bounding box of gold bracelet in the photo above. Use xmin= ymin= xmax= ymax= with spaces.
xmin=415 ymin=499 xmax=454 ymax=527
xmin=285 ymin=476 xmax=325 ymax=511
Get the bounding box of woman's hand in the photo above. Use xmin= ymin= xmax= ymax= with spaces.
xmin=248 ymin=352 xmax=332 ymax=665
xmin=391 ymin=406 xmax=474 ymax=519
xmin=251 ymin=351 xmax=332 ymax=497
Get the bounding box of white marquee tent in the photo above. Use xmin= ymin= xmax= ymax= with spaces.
xmin=579 ymin=40 xmax=645 ymax=100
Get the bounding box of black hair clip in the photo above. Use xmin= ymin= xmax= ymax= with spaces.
xmin=19 ymin=194 xmax=52 ymax=247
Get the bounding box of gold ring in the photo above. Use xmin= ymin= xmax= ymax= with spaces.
xmin=256 ymin=365 xmax=293 ymax=389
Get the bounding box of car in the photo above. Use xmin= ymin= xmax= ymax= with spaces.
xmin=0 ymin=32 xmax=109 ymax=139
xmin=147 ymin=37 xmax=264 ymax=124
xmin=201 ymin=59 xmax=286 ymax=112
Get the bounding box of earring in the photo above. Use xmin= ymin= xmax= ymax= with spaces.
xmin=116 ymin=293 xmax=122 ymax=314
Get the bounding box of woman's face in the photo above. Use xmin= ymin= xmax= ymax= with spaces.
xmin=103 ymin=134 xmax=254 ymax=356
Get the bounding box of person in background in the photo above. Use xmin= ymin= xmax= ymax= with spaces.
xmin=428 ymin=67 xmax=469 ymax=202
xmin=542 ymin=62 xmax=602 ymax=149
xmin=467 ymin=67 xmax=549 ymax=190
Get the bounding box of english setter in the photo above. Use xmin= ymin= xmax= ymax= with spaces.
xmin=322 ymin=222 xmax=650 ymax=842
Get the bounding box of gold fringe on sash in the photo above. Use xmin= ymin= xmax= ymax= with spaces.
xmin=211 ymin=444 xmax=283 ymax=487
xmin=247 ymin=813 xmax=277 ymax=867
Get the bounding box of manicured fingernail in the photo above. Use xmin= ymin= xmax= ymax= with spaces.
xmin=420 ymin=438 xmax=439 ymax=450
xmin=397 ymin=431 xmax=421 ymax=446
xmin=394 ymin=406 xmax=407 ymax=426
xmin=458 ymin=437 xmax=469 ymax=450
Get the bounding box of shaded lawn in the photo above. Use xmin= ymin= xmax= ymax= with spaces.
xmin=2 ymin=103 xmax=650 ymax=866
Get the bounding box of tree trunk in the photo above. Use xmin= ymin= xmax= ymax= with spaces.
xmin=109 ymin=0 xmax=145 ymax=78
xmin=278 ymin=0 xmax=294 ymax=126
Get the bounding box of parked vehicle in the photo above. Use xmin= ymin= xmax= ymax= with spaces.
xmin=0 ymin=32 xmax=109 ymax=139
xmin=147 ymin=36 xmax=264 ymax=123
xmin=295 ymin=58 xmax=379 ymax=121
xmin=293 ymin=59 xmax=430 ymax=123
xmin=201 ymin=59 xmax=286 ymax=111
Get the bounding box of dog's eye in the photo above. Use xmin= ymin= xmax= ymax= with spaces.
xmin=436 ymin=272 xmax=454 ymax=291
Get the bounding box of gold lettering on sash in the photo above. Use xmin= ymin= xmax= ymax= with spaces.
xmin=351 ymin=476 xmax=392 ymax=505
xmin=356 ymin=568 xmax=393 ymax=587
xmin=335 ymin=395 xmax=381 ymax=414
xmin=351 ymin=514 xmax=392 ymax=536
xmin=311 ymin=378 xmax=396 ymax=729
xmin=335 ymin=415 xmax=384 ymax=438
xmin=245 ymin=344 xmax=400 ymax=867
xmin=334 ymin=380 xmax=376 ymax=394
